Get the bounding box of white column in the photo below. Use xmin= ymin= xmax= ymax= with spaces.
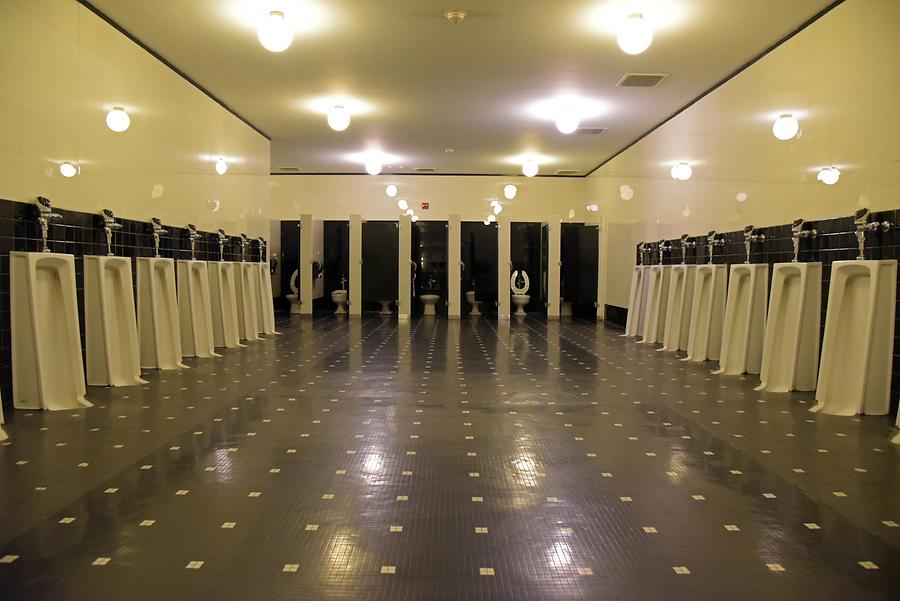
xmin=448 ymin=215 xmax=461 ymax=318
xmin=497 ymin=215 xmax=511 ymax=319
xmin=547 ymin=215 xmax=561 ymax=320
xmin=349 ymin=214 xmax=362 ymax=316
xmin=398 ymin=215 xmax=412 ymax=320
xmin=300 ymin=214 xmax=313 ymax=315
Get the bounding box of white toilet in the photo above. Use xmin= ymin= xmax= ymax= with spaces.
xmin=137 ymin=257 xmax=187 ymax=370
xmin=713 ymin=264 xmax=768 ymax=375
xmin=559 ymin=299 xmax=573 ymax=316
xmin=660 ymin=265 xmax=695 ymax=352
xmin=209 ymin=261 xmax=243 ymax=349
xmin=641 ymin=265 xmax=671 ymax=344
xmin=332 ymin=289 xmax=348 ymax=314
xmin=466 ymin=290 xmax=482 ymax=316
xmin=420 ymin=294 xmax=440 ymax=315
xmin=11 ymin=251 xmax=91 ymax=410
xmin=510 ymin=270 xmax=530 ymax=316
xmin=623 ymin=265 xmax=650 ymax=337
xmin=286 ymin=269 xmax=301 ymax=314
xmin=85 ymin=256 xmax=146 ymax=386
xmin=378 ymin=300 xmax=393 ymax=315
xmin=813 ymin=259 xmax=897 ymax=416
xmin=255 ymin=261 xmax=279 ymax=335
xmin=756 ymin=262 xmax=821 ymax=392
xmin=236 ymin=262 xmax=262 ymax=341
xmin=177 ymin=259 xmax=219 ymax=359
xmin=684 ymin=264 xmax=728 ymax=362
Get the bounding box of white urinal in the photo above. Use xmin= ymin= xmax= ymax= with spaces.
xmin=236 ymin=263 xmax=261 ymax=341
xmin=714 ymin=264 xmax=769 ymax=376
xmin=11 ymin=252 xmax=90 ymax=410
xmin=208 ymin=262 xmax=243 ymax=349
xmin=813 ymin=260 xmax=897 ymax=416
xmin=640 ymin=265 xmax=671 ymax=344
xmin=254 ymin=262 xmax=279 ymax=336
xmin=660 ymin=265 xmax=695 ymax=352
xmin=756 ymin=263 xmax=822 ymax=392
xmin=84 ymin=256 xmax=146 ymax=387
xmin=623 ymin=266 xmax=649 ymax=337
xmin=137 ymin=258 xmax=187 ymax=370
xmin=684 ymin=264 xmax=727 ymax=362
xmin=177 ymin=260 xmax=221 ymax=359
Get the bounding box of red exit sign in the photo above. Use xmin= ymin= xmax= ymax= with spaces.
xmin=421 ymin=202 xmax=429 ymax=210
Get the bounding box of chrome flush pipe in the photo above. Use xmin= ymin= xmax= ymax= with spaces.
xmin=36 ymin=196 xmax=63 ymax=253
xmin=854 ymin=208 xmax=892 ymax=260
xmin=150 ymin=218 xmax=167 ymax=258
xmin=100 ymin=209 xmax=122 ymax=256
xmin=186 ymin=224 xmax=201 ymax=260
xmin=217 ymin=229 xmax=227 ymax=262
xmin=680 ymin=234 xmax=696 ymax=265
xmin=742 ymin=225 xmax=765 ymax=264
xmin=790 ymin=218 xmax=817 ymax=263
xmin=706 ymin=230 xmax=724 ymax=264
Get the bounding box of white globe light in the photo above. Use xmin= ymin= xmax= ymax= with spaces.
xmin=405 ymin=209 xmax=414 ymax=216
xmin=386 ymin=184 xmax=398 ymax=198
xmin=215 ymin=158 xmax=228 ymax=175
xmin=555 ymin=114 xmax=579 ymax=134
xmin=258 ymin=10 xmax=292 ymax=52
xmin=327 ymin=105 xmax=351 ymax=131
xmin=487 ymin=214 xmax=497 ymax=223
xmin=411 ymin=215 xmax=419 ymax=223
xmin=736 ymin=192 xmax=749 ymax=203
xmin=817 ymin=166 xmax=840 ymax=185
xmin=493 ymin=204 xmax=503 ymax=215
xmin=772 ymin=114 xmax=799 ymax=140
xmin=503 ymin=184 xmax=517 ymax=200
xmin=522 ymin=160 xmax=539 ymax=178
xmin=671 ymin=162 xmax=692 ymax=181
xmin=397 ymin=199 xmax=408 ymax=210
xmin=586 ymin=203 xmax=599 ymax=212
xmin=682 ymin=206 xmax=691 ymax=217
xmin=59 ymin=162 xmax=78 ymax=178
xmin=619 ymin=184 xmax=634 ymax=201
xmin=489 ymin=199 xmax=500 ymax=208
xmin=105 ymin=107 xmax=130 ymax=132
xmin=365 ymin=161 xmax=382 ymax=176
xmin=483 ymin=218 xmax=490 ymax=226
xmin=617 ymin=13 xmax=653 ymax=55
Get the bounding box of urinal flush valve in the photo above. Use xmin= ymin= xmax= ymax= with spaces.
xmin=679 ymin=234 xmax=696 ymax=265
xmin=742 ymin=225 xmax=765 ymax=264
xmin=258 ymin=236 xmax=267 ymax=262
xmin=637 ymin=241 xmax=648 ymax=266
xmin=240 ymin=233 xmax=250 ymax=262
xmin=35 ymin=196 xmax=63 ymax=253
xmin=706 ymin=231 xmax=725 ymax=264
xmin=217 ymin=229 xmax=228 ymax=262
xmin=186 ymin=224 xmax=201 ymax=260
xmin=100 ymin=209 xmax=123 ymax=256
xmin=790 ymin=218 xmax=817 ymax=263
xmin=853 ymin=208 xmax=892 ymax=260
xmin=150 ymin=218 xmax=168 ymax=258
xmin=656 ymin=239 xmax=672 ymax=264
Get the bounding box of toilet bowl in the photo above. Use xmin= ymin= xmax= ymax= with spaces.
xmin=177 ymin=260 xmax=220 ymax=359
xmin=236 ymin=263 xmax=261 ymax=341
xmin=378 ymin=300 xmax=393 ymax=315
xmin=684 ymin=264 xmax=727 ymax=362
xmin=660 ymin=265 xmax=695 ymax=352
xmin=560 ymin=299 xmax=573 ymax=317
xmin=84 ymin=256 xmax=146 ymax=386
xmin=11 ymin=252 xmax=91 ymax=410
xmin=254 ymin=261 xmax=279 ymax=335
xmin=511 ymin=295 xmax=530 ymax=316
xmin=420 ymin=294 xmax=440 ymax=315
xmin=756 ymin=262 xmax=821 ymax=392
xmin=641 ymin=265 xmax=671 ymax=344
xmin=465 ymin=290 xmax=482 ymax=316
xmin=713 ymin=264 xmax=768 ymax=376
xmin=208 ymin=261 xmax=243 ymax=349
xmin=332 ymin=290 xmax=348 ymax=314
xmin=286 ymin=269 xmax=301 ymax=314
xmin=623 ymin=266 xmax=650 ymax=337
xmin=813 ymin=260 xmax=897 ymax=416
xmin=510 ymin=271 xmax=531 ymax=316
xmin=137 ymin=258 xmax=187 ymax=370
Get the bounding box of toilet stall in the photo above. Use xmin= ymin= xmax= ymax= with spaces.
xmin=461 ymin=221 xmax=498 ymax=315
xmin=561 ymin=223 xmax=600 ymax=319
xmin=411 ymin=221 xmax=449 ymax=315
xmin=363 ymin=220 xmax=399 ymax=313
xmin=323 ymin=220 xmax=350 ymax=313
xmin=279 ymin=220 xmax=300 ymax=313
xmin=510 ymin=222 xmax=545 ymax=314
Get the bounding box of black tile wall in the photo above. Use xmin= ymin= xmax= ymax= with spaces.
xmin=0 ymin=198 xmax=264 ymax=406
xmin=629 ymin=210 xmax=900 ymax=408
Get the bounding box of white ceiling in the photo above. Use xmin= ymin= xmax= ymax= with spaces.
xmin=87 ymin=0 xmax=838 ymax=176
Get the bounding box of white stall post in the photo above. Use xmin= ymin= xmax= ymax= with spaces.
xmin=448 ymin=215 xmax=461 ymax=318
xmin=497 ymin=215 xmax=511 ymax=319
xmin=299 ymin=214 xmax=314 ymax=315
xmin=547 ymin=215 xmax=561 ymax=320
xmin=349 ymin=214 xmax=362 ymax=316
xmin=398 ymin=215 xmax=412 ymax=320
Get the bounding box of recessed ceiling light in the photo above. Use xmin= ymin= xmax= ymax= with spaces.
xmin=525 ymin=94 xmax=609 ymax=133
xmin=366 ymin=161 xmax=382 ymax=176
xmin=386 ymin=184 xmax=398 ymax=197
xmin=522 ymin=160 xmax=539 ymax=178
xmin=327 ymin=105 xmax=351 ymax=131
xmin=444 ymin=148 xmax=455 ymax=153
xmin=556 ymin=114 xmax=580 ymax=135
xmin=618 ymin=13 xmax=653 ymax=55
xmin=258 ymin=10 xmax=292 ymax=52
xmin=817 ymin=166 xmax=840 ymax=185
xmin=670 ymin=162 xmax=692 ymax=181
xmin=503 ymin=184 xmax=517 ymax=200
xmin=736 ymin=192 xmax=749 ymax=202
xmin=445 ymin=10 xmax=467 ymax=24
xmin=59 ymin=162 xmax=78 ymax=178
xmin=105 ymin=107 xmax=130 ymax=132
xmin=772 ymin=114 xmax=799 ymax=140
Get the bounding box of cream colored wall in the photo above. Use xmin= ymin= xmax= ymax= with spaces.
xmin=0 ymin=0 xmax=270 ymax=237
xmin=588 ymin=0 xmax=900 ymax=309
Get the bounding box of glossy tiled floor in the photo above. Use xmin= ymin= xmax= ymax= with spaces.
xmin=1 ymin=315 xmax=900 ymax=600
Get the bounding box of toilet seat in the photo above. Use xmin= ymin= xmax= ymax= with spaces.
xmin=510 ymin=271 xmax=530 ymax=295
xmin=290 ymin=269 xmax=299 ymax=295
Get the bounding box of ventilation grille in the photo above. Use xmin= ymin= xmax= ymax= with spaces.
xmin=575 ymin=127 xmax=607 ymax=135
xmin=276 ymin=166 xmax=301 ymax=172
xmin=617 ymin=72 xmax=669 ymax=87
xmin=414 ymin=167 xmax=436 ymax=173
xmin=555 ymin=169 xmax=580 ymax=176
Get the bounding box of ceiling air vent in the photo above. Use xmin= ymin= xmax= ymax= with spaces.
xmin=575 ymin=127 xmax=607 ymax=135
xmin=617 ymin=72 xmax=669 ymax=88
xmin=555 ymin=169 xmax=580 ymax=176
xmin=277 ymin=166 xmax=301 ymax=172
xmin=414 ymin=167 xmax=437 ymax=173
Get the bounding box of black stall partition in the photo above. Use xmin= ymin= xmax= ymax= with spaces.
xmin=461 ymin=221 xmax=498 ymax=315
xmin=561 ymin=223 xmax=600 ymax=319
xmin=278 ymin=220 xmax=300 ymax=313
xmin=411 ymin=221 xmax=449 ymax=315
xmin=362 ymin=221 xmax=399 ymax=313
xmin=510 ymin=222 xmax=545 ymax=313
xmin=323 ymin=220 xmax=350 ymax=312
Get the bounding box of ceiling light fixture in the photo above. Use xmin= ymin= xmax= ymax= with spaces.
xmin=487 ymin=214 xmax=497 ymax=223
xmin=483 ymin=218 xmax=490 ymax=226
xmin=397 ymin=199 xmax=408 ymax=210
xmin=327 ymin=105 xmax=351 ymax=131
xmin=411 ymin=215 xmax=420 ymax=223
xmin=445 ymin=10 xmax=467 ymax=24
xmin=556 ymin=114 xmax=580 ymax=135
xmin=772 ymin=114 xmax=799 ymax=140
xmin=215 ymin=158 xmax=228 ymax=175
xmin=105 ymin=107 xmax=130 ymax=132
xmin=258 ymin=10 xmax=292 ymax=52
xmin=503 ymin=184 xmax=518 ymax=200
xmin=365 ymin=161 xmax=383 ymax=176
xmin=670 ymin=162 xmax=692 ymax=181
xmin=493 ymin=204 xmax=503 ymax=215
xmin=386 ymin=184 xmax=398 ymax=197
xmin=522 ymin=160 xmax=539 ymax=178
xmin=586 ymin=204 xmax=599 ymax=212
xmin=617 ymin=13 xmax=653 ymax=55
xmin=817 ymin=166 xmax=841 ymax=185
xmin=405 ymin=209 xmax=414 ymax=216
xmin=59 ymin=162 xmax=78 ymax=178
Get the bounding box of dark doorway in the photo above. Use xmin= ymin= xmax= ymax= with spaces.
xmin=278 ymin=220 xmax=300 ymax=313
xmin=363 ymin=221 xmax=399 ymax=313
xmin=511 ymin=222 xmax=545 ymax=314
xmin=461 ymin=221 xmax=498 ymax=315
xmin=561 ymin=223 xmax=600 ymax=319
xmin=322 ymin=220 xmax=350 ymax=313
xmin=411 ymin=221 xmax=448 ymax=315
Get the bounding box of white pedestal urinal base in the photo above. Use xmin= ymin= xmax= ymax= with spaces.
xmin=713 ymin=264 xmax=768 ymax=376
xmin=255 ymin=262 xmax=280 ymax=336
xmin=177 ymin=260 xmax=221 ymax=359
xmin=138 ymin=258 xmax=188 ymax=371
xmin=684 ymin=264 xmax=727 ymax=363
xmin=641 ymin=265 xmax=671 ymax=345
xmin=659 ymin=265 xmax=695 ymax=353
xmin=209 ymin=262 xmax=244 ymax=349
xmin=236 ymin=263 xmax=262 ymax=341
xmin=623 ymin=266 xmax=649 ymax=337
